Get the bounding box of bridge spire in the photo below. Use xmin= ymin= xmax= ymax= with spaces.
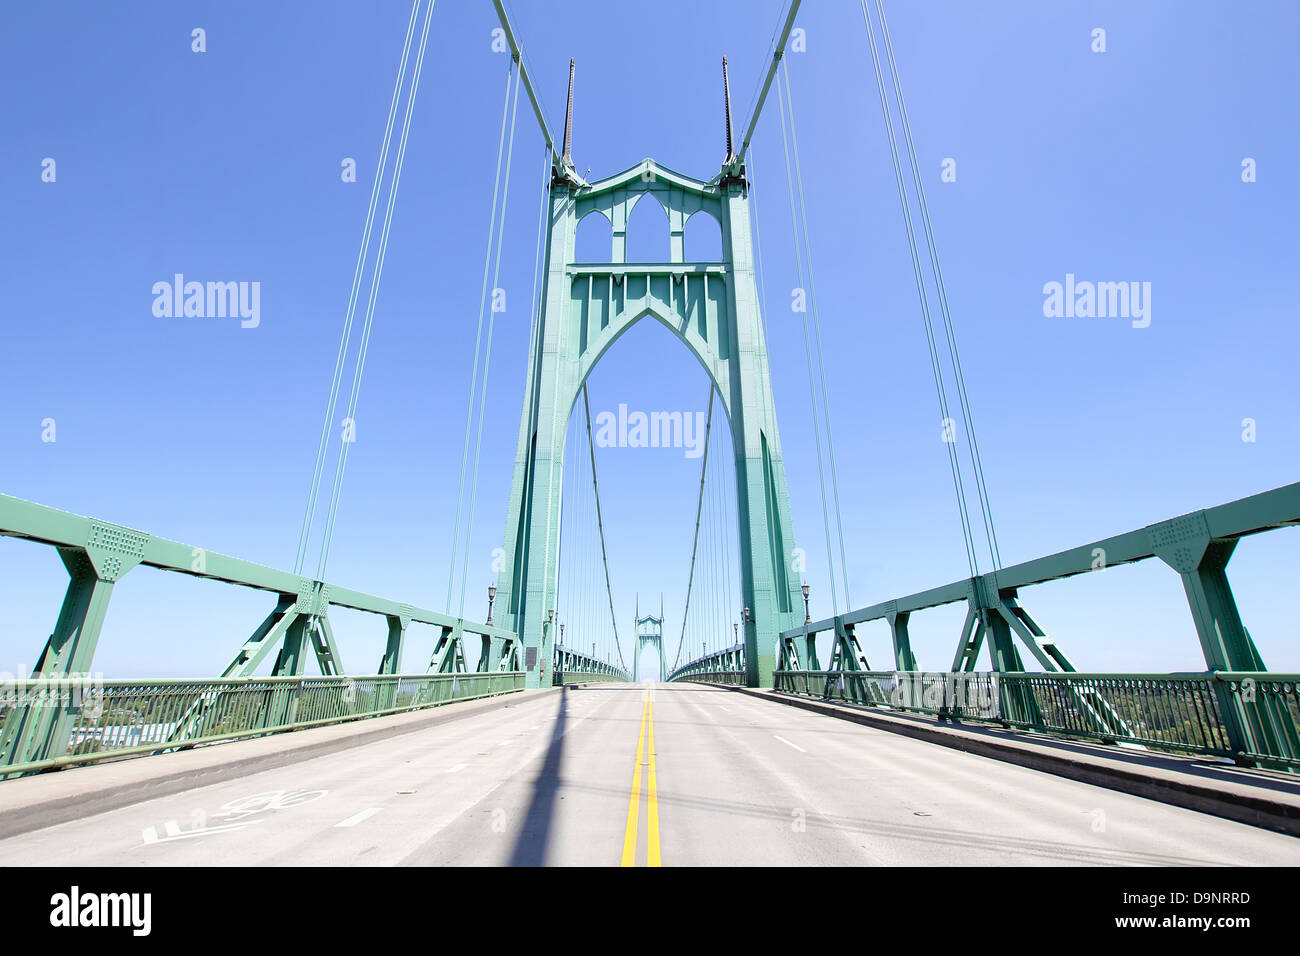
xmin=561 ymin=57 xmax=575 ymax=168
xmin=722 ymin=55 xmax=736 ymax=165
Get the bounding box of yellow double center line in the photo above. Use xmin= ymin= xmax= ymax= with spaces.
xmin=620 ymin=685 xmax=660 ymax=866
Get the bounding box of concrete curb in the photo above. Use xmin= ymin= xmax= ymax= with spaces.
xmin=730 ymin=686 xmax=1300 ymax=839
xmin=0 ymin=687 xmax=558 ymax=841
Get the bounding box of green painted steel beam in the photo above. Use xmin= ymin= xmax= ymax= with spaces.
xmin=0 ymin=490 xmax=518 ymax=765
xmin=783 ymin=481 xmax=1300 ymax=639
xmin=0 ymin=549 xmax=117 ymax=765
xmin=0 ymin=493 xmax=511 ymax=641
xmin=221 ymin=599 xmax=299 ymax=678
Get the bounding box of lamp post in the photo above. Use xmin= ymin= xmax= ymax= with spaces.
xmin=486 ymin=585 xmax=496 ymax=626
xmin=733 ymin=621 xmax=739 ymax=647
xmin=801 ymin=582 xmax=811 ymax=625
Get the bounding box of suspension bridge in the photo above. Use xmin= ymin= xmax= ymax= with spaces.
xmin=1 ymin=0 xmax=1298 ymax=869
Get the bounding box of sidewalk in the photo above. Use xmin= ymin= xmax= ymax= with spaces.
xmin=0 ymin=686 xmax=555 ymax=840
xmin=734 ymin=686 xmax=1300 ymax=838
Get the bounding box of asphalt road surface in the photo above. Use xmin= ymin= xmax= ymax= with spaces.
xmin=3 ymin=683 xmax=1297 ymax=866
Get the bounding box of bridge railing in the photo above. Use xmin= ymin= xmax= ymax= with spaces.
xmin=667 ymin=642 xmax=745 ymax=684
xmin=0 ymin=492 xmax=528 ymax=771
xmin=551 ymin=645 xmax=630 ymax=684
xmin=774 ymin=482 xmax=1300 ymax=767
xmin=772 ymin=669 xmax=1300 ymax=768
xmin=0 ymin=671 xmax=524 ymax=778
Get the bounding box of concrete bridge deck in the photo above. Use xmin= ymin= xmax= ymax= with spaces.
xmin=1 ymin=683 xmax=1297 ymax=866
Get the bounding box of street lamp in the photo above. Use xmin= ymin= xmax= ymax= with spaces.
xmin=801 ymin=582 xmax=811 ymax=625
xmin=560 ymin=623 xmax=565 ymax=648
xmin=733 ymin=621 xmax=739 ymax=647
xmin=486 ymin=584 xmax=496 ymax=626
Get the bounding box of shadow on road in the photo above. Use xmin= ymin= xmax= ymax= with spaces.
xmin=507 ymin=685 xmax=568 ymax=866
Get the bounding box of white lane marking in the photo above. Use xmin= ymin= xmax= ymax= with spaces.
xmin=140 ymin=787 xmax=329 ymax=847
xmin=447 ymin=763 xmax=468 ymax=773
xmin=334 ymin=807 xmax=383 ymax=828
xmin=498 ymin=739 xmax=513 ymax=747
xmin=773 ymin=735 xmax=807 ymax=753
xmin=140 ymin=820 xmax=262 ymax=846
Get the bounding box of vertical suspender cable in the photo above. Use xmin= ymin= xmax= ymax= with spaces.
xmin=504 ymin=145 xmax=557 ymax=635
xmin=779 ymin=60 xmax=854 ymax=610
xmin=316 ymin=0 xmax=435 ymax=581
xmin=295 ymin=0 xmax=420 ymax=575
xmin=705 ymin=427 xmax=718 ymax=654
xmin=748 ymin=150 xmax=782 ymax=446
xmin=445 ymin=59 xmax=517 ymax=611
xmin=747 ymin=148 xmax=788 ymax=663
xmin=717 ymin=413 xmax=736 ymax=652
xmin=675 ymin=387 xmax=715 ymax=669
xmin=858 ymin=0 xmax=980 ymax=580
xmin=582 ymin=384 xmax=627 ymax=670
xmin=874 ymin=0 xmax=1001 ymax=570
xmin=554 ymin=413 xmax=573 ymax=642
xmin=456 ymin=64 xmax=522 ymax=619
xmin=776 ymin=78 xmax=842 ymax=613
xmin=718 ymin=430 xmax=727 ymax=657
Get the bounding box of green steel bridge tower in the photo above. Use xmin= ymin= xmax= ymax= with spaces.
xmin=633 ymin=598 xmax=667 ymax=684
xmin=494 ymin=56 xmax=804 ymax=690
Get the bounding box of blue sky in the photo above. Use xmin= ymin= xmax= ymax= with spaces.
xmin=1 ymin=0 xmax=1297 ymax=680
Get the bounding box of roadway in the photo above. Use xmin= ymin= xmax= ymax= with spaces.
xmin=2 ymin=682 xmax=1297 ymax=866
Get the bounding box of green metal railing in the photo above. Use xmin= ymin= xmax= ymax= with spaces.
xmin=667 ymin=643 xmax=745 ymax=684
xmin=675 ymin=670 xmax=747 ymax=685
xmin=0 ymin=491 xmax=534 ymax=774
xmin=0 ymin=671 xmax=524 ymax=777
xmin=775 ymin=670 xmax=999 ymax=718
xmin=551 ymin=645 xmax=630 ymax=684
xmin=555 ymin=671 xmax=614 ymax=684
xmin=773 ymin=669 xmax=1300 ymax=768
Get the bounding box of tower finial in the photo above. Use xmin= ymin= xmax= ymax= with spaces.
xmin=562 ymin=57 xmax=575 ymax=167
xmin=722 ymin=55 xmax=735 ymax=165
